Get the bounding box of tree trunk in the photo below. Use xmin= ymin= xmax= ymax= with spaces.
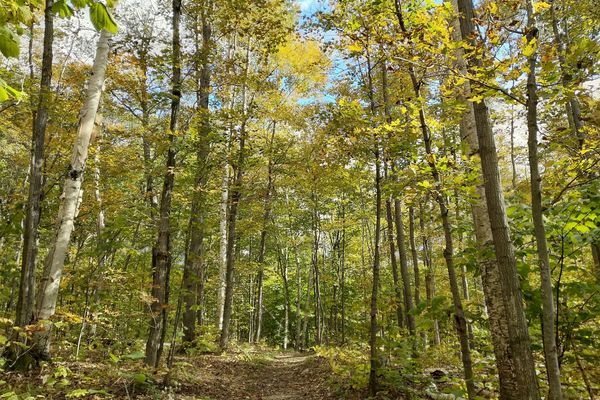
xmin=254 ymin=122 xmax=276 ymax=342
xmin=217 ymin=35 xmax=237 ymax=330
xmin=340 ymin=204 xmax=346 ymax=344
xmin=394 ymin=200 xmax=416 ymax=335
xmin=219 ymin=45 xmax=250 ymax=351
xmin=16 ymin=0 xmax=54 ymax=328
xmin=525 ymin=4 xmax=562 ymax=398
xmin=394 ymin=3 xmax=473 ymax=396
xmin=295 ymin=247 xmax=302 ymax=349
xmin=549 ymin=0 xmax=584 ymax=148
xmin=310 ymin=189 xmax=323 ymax=345
xmin=454 ymin=0 xmax=541 ymax=398
xmin=368 ymin=148 xmax=382 ymax=397
xmin=34 ymin=29 xmax=111 ymax=358
xmin=182 ymin=5 xmax=212 ymax=345
xmin=420 ymin=202 xmax=440 ymax=345
xmin=408 ymin=207 xmax=420 ymax=307
xmin=145 ymin=0 xmax=181 ymax=367
xmin=381 ymin=62 xmax=405 ymax=331
xmin=386 ymin=198 xmax=405 ymax=330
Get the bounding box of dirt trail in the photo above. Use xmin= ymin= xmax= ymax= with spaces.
xmin=178 ymin=351 xmax=340 ymax=400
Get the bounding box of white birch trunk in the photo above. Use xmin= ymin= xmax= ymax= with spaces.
xmin=217 ymin=152 xmax=229 ymax=330
xmin=34 ymin=30 xmax=111 ymax=355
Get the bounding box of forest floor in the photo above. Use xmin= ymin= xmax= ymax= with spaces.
xmin=1 ymin=346 xmax=364 ymax=399
xmin=172 ymin=350 xmax=344 ymax=399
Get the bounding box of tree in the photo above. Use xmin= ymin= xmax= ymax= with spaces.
xmin=454 ymin=0 xmax=541 ymax=397
xmin=145 ymin=0 xmax=181 ymax=367
xmin=35 ymin=27 xmax=113 ymax=358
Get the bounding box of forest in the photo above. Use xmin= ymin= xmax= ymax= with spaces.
xmin=0 ymin=0 xmax=598 ymax=398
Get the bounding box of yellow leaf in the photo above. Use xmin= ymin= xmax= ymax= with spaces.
xmin=522 ymin=37 xmax=537 ymax=57
xmin=533 ymin=1 xmax=551 ymax=13
xmin=347 ymin=42 xmax=362 ymax=53
xmin=489 ymin=2 xmax=498 ymax=14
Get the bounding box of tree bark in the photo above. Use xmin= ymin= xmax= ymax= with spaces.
xmin=145 ymin=0 xmax=181 ymax=367
xmin=295 ymin=246 xmax=302 ymax=349
xmin=525 ymin=4 xmax=562 ymax=398
xmin=408 ymin=207 xmax=420 ymax=307
xmin=368 ymin=149 xmax=382 ymax=397
xmin=394 ymin=2 xmax=473 ymax=396
xmin=394 ymin=200 xmax=416 ymax=335
xmin=219 ymin=45 xmax=250 ymax=351
xmin=254 ymin=122 xmax=276 ymax=342
xmin=385 ymin=198 xmax=404 ymax=330
xmin=420 ymin=202 xmax=440 ymax=345
xmin=454 ymin=0 xmax=541 ymax=398
xmin=549 ymin=0 xmax=584 ymax=148
xmin=217 ymin=35 xmax=237 ymax=330
xmin=182 ymin=4 xmax=212 ymax=344
xmin=34 ymin=29 xmax=111 ymax=358
xmin=16 ymin=0 xmax=54 ymax=328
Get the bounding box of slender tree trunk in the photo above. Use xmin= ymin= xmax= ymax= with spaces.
xmin=549 ymin=0 xmax=584 ymax=148
xmin=525 ymin=4 xmax=562 ymax=398
xmin=295 ymin=247 xmax=302 ymax=349
xmin=16 ymin=0 xmax=54 ymax=328
xmin=310 ymin=189 xmax=323 ymax=345
xmin=408 ymin=207 xmax=420 ymax=307
xmin=386 ymin=198 xmax=405 ymax=329
xmin=254 ymin=122 xmax=276 ymax=342
xmin=182 ymin=5 xmax=212 ymax=345
xmin=145 ymin=0 xmax=181 ymax=367
xmin=420 ymin=202 xmax=440 ymax=345
xmin=381 ymin=62 xmax=405 ymax=331
xmin=394 ymin=3 xmax=473 ymax=395
xmin=394 ymin=200 xmax=415 ymax=335
xmin=340 ymin=204 xmax=346 ymax=344
xmin=34 ymin=29 xmax=111 ymax=358
xmin=455 ymin=0 xmax=541 ymax=398
xmin=219 ymin=46 xmax=250 ymax=351
xmin=368 ymin=148 xmax=382 ymax=397
xmin=217 ymin=36 xmax=237 ymax=330
xmin=509 ymin=108 xmax=517 ymax=190
xmin=278 ymin=244 xmax=291 ymax=349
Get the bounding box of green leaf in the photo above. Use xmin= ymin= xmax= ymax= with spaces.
xmin=0 ymin=86 xmax=8 ymax=103
xmin=71 ymin=0 xmax=90 ymax=8
xmin=133 ymin=373 xmax=146 ymax=384
xmin=0 ymin=27 xmax=20 ymax=58
xmin=89 ymin=2 xmax=118 ymax=34
xmin=121 ymin=351 xmax=144 ymax=360
xmin=52 ymin=0 xmax=75 ymax=18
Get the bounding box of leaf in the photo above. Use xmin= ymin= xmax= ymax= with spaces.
xmin=522 ymin=37 xmax=537 ymax=57
xmin=0 ymin=86 xmax=8 ymax=103
xmin=52 ymin=0 xmax=75 ymax=18
xmin=133 ymin=373 xmax=146 ymax=384
xmin=533 ymin=1 xmax=551 ymax=13
xmin=121 ymin=351 xmax=144 ymax=360
xmin=89 ymin=2 xmax=118 ymax=34
xmin=0 ymin=27 xmax=20 ymax=58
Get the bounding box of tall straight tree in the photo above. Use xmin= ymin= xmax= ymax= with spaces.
xmin=34 ymin=28 xmax=112 ymax=358
xmin=524 ymin=1 xmax=562 ymax=398
xmin=448 ymin=0 xmax=531 ymax=394
xmin=182 ymin=0 xmax=212 ymax=344
xmin=254 ymin=121 xmax=276 ymax=342
xmin=15 ymin=0 xmax=54 ymax=328
xmin=381 ymin=61 xmax=405 ymax=330
xmin=394 ymin=2 xmax=473 ymax=396
xmin=454 ymin=0 xmax=541 ymax=397
xmin=145 ymin=0 xmax=182 ymax=367
xmin=219 ymin=44 xmax=251 ymax=351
